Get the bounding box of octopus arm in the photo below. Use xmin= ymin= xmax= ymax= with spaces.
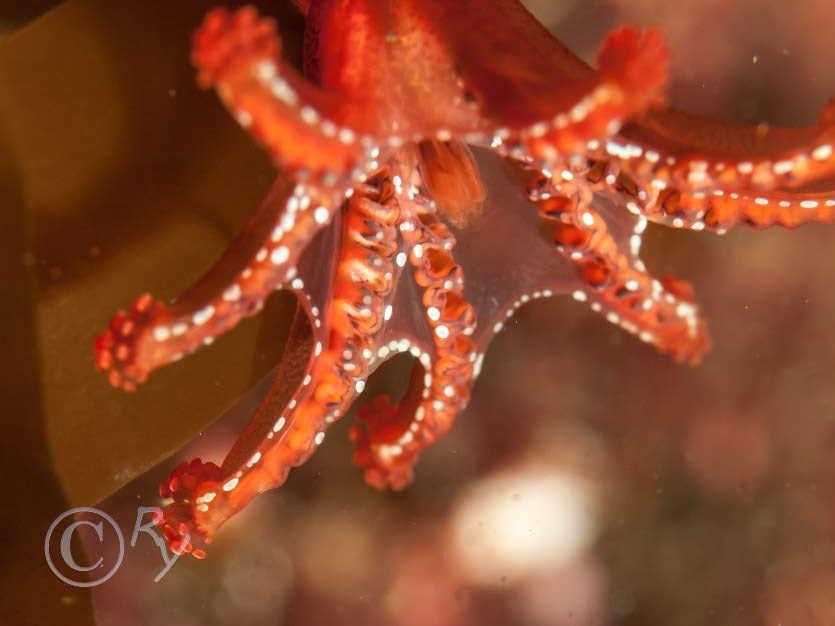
xmin=156 ymin=169 xmax=408 ymax=556
xmin=95 ymin=174 xmax=329 ymax=390
xmin=604 ymin=101 xmax=835 ymax=231
xmin=351 ymin=209 xmax=478 ymax=489
xmin=193 ymin=7 xmax=371 ymax=178
xmin=530 ymin=171 xmax=711 ymax=365
xmin=485 ymin=22 xmax=672 ymax=161
xmin=416 ymin=0 xmax=669 ymax=129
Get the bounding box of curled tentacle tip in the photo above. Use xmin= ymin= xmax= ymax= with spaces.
xmin=93 ymin=292 xmax=166 ymax=389
xmin=598 ymin=26 xmax=670 ymax=102
xmin=192 ymin=6 xmax=281 ymax=89
xmin=157 ymin=458 xmax=221 ymax=558
xmin=363 ymin=464 xmax=414 ymax=492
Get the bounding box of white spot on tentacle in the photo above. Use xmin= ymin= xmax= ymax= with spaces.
xmin=270 ymin=246 xmax=289 ymax=265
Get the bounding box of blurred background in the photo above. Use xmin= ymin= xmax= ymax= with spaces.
xmin=2 ymin=0 xmax=834 ymax=624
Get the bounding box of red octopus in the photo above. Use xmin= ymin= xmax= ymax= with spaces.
xmin=94 ymin=0 xmax=835 ymax=557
